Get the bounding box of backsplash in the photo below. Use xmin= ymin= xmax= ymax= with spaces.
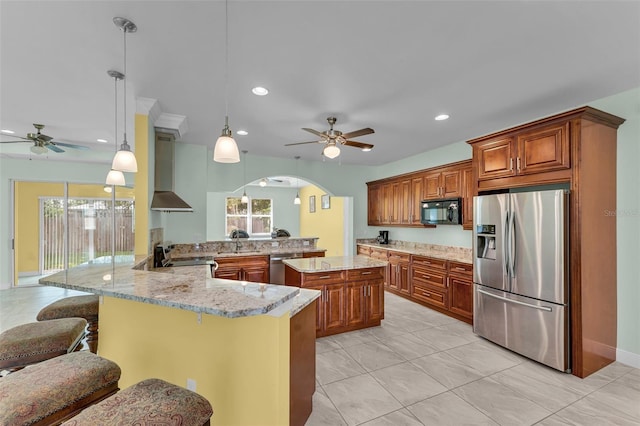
xmin=171 ymin=237 xmax=320 ymax=255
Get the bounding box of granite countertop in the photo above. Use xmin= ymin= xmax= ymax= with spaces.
xmin=358 ymin=242 xmax=472 ymax=264
xmin=39 ymin=259 xmax=319 ymax=319
xmin=283 ymin=255 xmax=389 ymax=273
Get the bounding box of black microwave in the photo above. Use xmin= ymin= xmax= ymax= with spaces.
xmin=420 ymin=198 xmax=462 ymax=225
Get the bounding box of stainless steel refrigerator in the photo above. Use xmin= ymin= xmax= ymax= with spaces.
xmin=473 ymin=189 xmax=570 ymax=372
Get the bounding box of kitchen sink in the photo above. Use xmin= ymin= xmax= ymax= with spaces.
xmin=217 ymin=250 xmax=263 ymax=255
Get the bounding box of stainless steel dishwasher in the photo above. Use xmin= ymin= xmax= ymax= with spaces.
xmin=270 ymin=252 xmax=303 ymax=284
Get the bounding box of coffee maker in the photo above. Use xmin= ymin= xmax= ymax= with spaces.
xmin=376 ymin=230 xmax=389 ymax=244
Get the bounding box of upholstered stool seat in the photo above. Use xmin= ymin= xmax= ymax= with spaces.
xmin=37 ymin=295 xmax=100 ymax=353
xmin=0 ymin=317 xmax=87 ymax=372
xmin=0 ymin=351 xmax=121 ymax=426
xmin=62 ymin=378 xmax=213 ymax=426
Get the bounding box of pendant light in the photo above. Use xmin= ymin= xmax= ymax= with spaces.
xmin=105 ymin=70 xmax=126 ymax=186
xmin=111 ymin=17 xmax=138 ymax=173
xmin=241 ymin=150 xmax=249 ymax=203
xmin=213 ymin=0 xmax=240 ymax=163
xmin=294 ymin=156 xmax=301 ymax=205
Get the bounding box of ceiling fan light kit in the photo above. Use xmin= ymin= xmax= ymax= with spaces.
xmin=213 ymin=0 xmax=240 ymax=164
xmin=30 ymin=144 xmax=48 ymax=155
xmin=111 ymin=17 xmax=138 ymax=173
xmin=323 ymin=144 xmax=340 ymax=159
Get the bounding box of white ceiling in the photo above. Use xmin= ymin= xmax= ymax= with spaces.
xmin=1 ymin=1 xmax=639 ymax=166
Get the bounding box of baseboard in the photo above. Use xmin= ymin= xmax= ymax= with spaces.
xmin=616 ymin=348 xmax=640 ymax=369
xmin=18 ymin=271 xmax=40 ymax=277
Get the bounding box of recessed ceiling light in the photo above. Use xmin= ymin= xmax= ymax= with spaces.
xmin=252 ymin=86 xmax=269 ymax=96
xmin=236 ymin=130 xmax=248 ymax=136
xmin=97 ymin=138 xmax=108 ymax=143
xmin=435 ymin=114 xmax=450 ymax=121
xmin=1 ymin=129 xmax=15 ymax=134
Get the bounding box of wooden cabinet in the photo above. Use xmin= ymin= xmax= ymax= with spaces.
xmin=424 ymin=169 xmax=461 ymax=200
xmin=411 ymin=255 xmax=448 ymax=310
xmin=448 ymin=261 xmax=473 ymax=320
xmin=302 ymin=251 xmax=325 ymax=258
xmin=367 ymin=160 xmax=471 ymax=228
xmin=285 ymin=265 xmax=385 ymax=337
xmin=467 ymin=106 xmax=625 ymax=378
xmin=357 ymin=245 xmax=372 ymax=256
xmin=473 ymin=122 xmax=570 ymax=183
xmin=461 ymin=165 xmax=474 ymax=230
xmin=214 ymin=255 xmax=269 ymax=283
xmin=388 ymin=250 xmax=410 ymax=295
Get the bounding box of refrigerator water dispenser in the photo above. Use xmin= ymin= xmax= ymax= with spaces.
xmin=476 ymin=224 xmax=496 ymax=260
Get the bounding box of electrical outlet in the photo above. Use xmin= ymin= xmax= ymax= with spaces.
xmin=303 ymin=241 xmax=310 ymax=246
xmin=187 ymin=378 xmax=196 ymax=391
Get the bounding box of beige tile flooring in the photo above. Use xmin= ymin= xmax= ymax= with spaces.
xmin=2 ymin=286 xmax=639 ymax=425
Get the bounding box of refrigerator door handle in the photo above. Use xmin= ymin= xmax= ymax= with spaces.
xmin=477 ymin=288 xmax=553 ymax=312
xmin=509 ymin=210 xmax=516 ymax=278
xmin=503 ymin=211 xmax=510 ymax=277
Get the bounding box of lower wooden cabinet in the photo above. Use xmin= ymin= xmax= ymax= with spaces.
xmin=357 ymin=245 xmax=473 ymax=324
xmin=286 ymin=265 xmax=384 ymax=337
xmin=214 ymin=255 xmax=270 ymax=283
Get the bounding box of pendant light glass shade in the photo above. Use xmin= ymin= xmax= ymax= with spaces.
xmin=112 ymin=146 xmax=138 ymax=172
xmin=294 ymin=193 xmax=301 ymax=205
xmin=106 ymin=169 xmax=125 ymax=186
xmin=214 ymin=118 xmax=240 ymax=163
xmin=323 ymin=144 xmax=340 ymax=159
xmin=241 ymin=192 xmax=249 ymax=203
xmin=294 ymin=155 xmax=301 ymax=205
xmin=240 ymin=150 xmax=248 ymax=202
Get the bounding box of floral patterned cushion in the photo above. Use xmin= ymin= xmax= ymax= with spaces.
xmin=0 ymin=317 xmax=87 ymax=369
xmin=37 ymin=295 xmax=100 ymax=321
xmin=0 ymin=351 xmax=121 ymax=425
xmin=63 ymin=378 xmax=213 ymax=426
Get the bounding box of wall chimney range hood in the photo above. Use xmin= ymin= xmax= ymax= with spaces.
xmin=151 ymin=132 xmax=193 ymax=212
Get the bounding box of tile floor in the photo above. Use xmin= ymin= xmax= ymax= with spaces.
xmin=2 ymin=286 xmax=639 ymax=425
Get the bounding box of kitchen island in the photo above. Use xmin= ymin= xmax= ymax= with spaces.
xmin=39 ymin=257 xmax=320 ymax=426
xmin=283 ymin=256 xmax=389 ymax=337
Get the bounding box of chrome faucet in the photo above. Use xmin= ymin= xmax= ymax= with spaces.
xmin=234 ymin=233 xmax=242 ymax=253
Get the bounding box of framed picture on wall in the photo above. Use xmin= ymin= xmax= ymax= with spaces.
xmin=321 ymin=194 xmax=330 ymax=209
xmin=309 ymin=195 xmax=316 ymax=213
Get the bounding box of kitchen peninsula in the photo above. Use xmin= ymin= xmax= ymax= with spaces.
xmin=39 ymin=256 xmax=320 ymax=426
xmin=283 ymin=256 xmax=388 ymax=337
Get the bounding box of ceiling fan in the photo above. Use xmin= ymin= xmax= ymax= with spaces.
xmin=0 ymin=123 xmax=90 ymax=155
xmin=285 ymin=117 xmax=374 ymax=159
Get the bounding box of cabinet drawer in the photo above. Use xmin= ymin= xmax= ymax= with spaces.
xmin=347 ymin=267 xmax=384 ymax=281
xmin=448 ymin=261 xmax=473 ymax=277
xmin=302 ymin=271 xmax=345 ymax=285
xmin=215 ymin=255 xmax=269 ymax=267
xmin=369 ymin=248 xmax=388 ymax=260
xmin=387 ymin=251 xmax=410 ymax=263
xmin=411 ymin=255 xmax=446 ymax=270
xmin=412 ymin=267 xmax=446 ymax=289
xmin=412 ymin=283 xmax=447 ymax=309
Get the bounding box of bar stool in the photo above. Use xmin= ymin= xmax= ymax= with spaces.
xmin=37 ymin=294 xmax=100 ymax=353
xmin=0 ymin=317 xmax=87 ymax=373
xmin=0 ymin=351 xmax=121 ymax=426
xmin=62 ymin=378 xmax=213 ymax=425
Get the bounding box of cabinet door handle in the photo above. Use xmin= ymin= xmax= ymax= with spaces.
xmin=422 ymin=291 xmax=431 ymax=297
xmin=361 ymin=271 xmax=372 ymax=275
xmin=318 ymin=275 xmax=331 ymax=279
xmin=510 ymin=158 xmax=514 ymax=171
xmin=422 ymin=274 xmax=431 ymax=279
xmin=516 ymin=157 xmax=521 ymax=172
xmin=454 ymin=267 xmax=467 ymax=271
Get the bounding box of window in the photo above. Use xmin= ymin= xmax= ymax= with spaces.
xmin=226 ymin=197 xmax=272 ymax=236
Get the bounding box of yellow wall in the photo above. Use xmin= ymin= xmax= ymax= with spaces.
xmin=299 ymin=185 xmax=344 ymax=256
xmin=13 ymin=182 xmax=134 ymax=281
xmin=99 ymin=297 xmax=290 ymax=426
xmin=134 ymin=113 xmax=149 ymax=257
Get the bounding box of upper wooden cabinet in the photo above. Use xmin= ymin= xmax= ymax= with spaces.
xmin=474 ymin=122 xmax=570 ymax=181
xmin=367 ymin=159 xmax=472 ymax=228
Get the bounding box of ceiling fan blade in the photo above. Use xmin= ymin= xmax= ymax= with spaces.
xmin=284 ymin=140 xmax=324 ymax=146
xmin=0 ymin=140 xmax=31 ymax=144
xmin=46 ymin=144 xmax=65 ymax=153
xmin=51 ymin=141 xmax=90 ymax=150
xmin=341 ymin=128 xmax=375 ymax=140
xmin=302 ymin=128 xmax=328 ymax=139
xmin=38 ymin=134 xmax=53 ymax=142
xmin=344 ymin=140 xmax=374 ymax=150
